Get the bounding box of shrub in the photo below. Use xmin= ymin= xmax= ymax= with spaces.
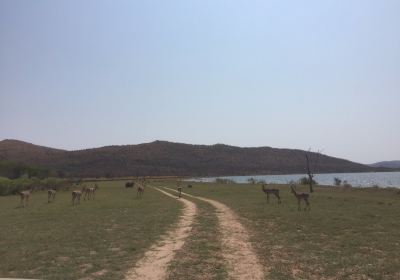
xmin=343 ymin=180 xmax=352 ymax=190
xmin=298 ymin=176 xmax=318 ymax=185
xmin=215 ymin=178 xmax=236 ymax=184
xmin=334 ymin=177 xmax=342 ymax=186
xmin=0 ymin=177 xmax=70 ymax=196
xmin=247 ymin=178 xmax=257 ymax=184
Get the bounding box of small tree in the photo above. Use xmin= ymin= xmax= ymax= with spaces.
xmin=334 ymin=177 xmax=342 ymax=186
xmin=305 ymin=150 xmax=321 ymax=193
xmin=298 ymin=176 xmax=318 ymax=185
xmin=247 ymin=178 xmax=257 ymax=184
xmin=343 ymin=180 xmax=352 ymax=190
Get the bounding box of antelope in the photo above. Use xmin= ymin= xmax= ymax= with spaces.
xmin=137 ymin=184 xmax=144 ymax=199
xmin=72 ymin=186 xmax=85 ymax=206
xmin=17 ymin=189 xmax=32 ymax=207
xmin=177 ymin=182 xmax=182 ymax=198
xmin=84 ymin=184 xmax=98 ymax=200
xmin=125 ymin=181 xmax=134 ymax=188
xmin=90 ymin=184 xmax=98 ymax=200
xmin=290 ymin=184 xmax=310 ymax=211
xmin=47 ymin=189 xmax=56 ymax=203
xmin=261 ymin=184 xmax=281 ymax=204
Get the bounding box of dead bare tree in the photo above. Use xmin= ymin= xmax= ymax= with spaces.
xmin=304 ymin=149 xmax=322 ymax=193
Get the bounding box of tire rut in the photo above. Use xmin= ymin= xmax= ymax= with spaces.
xmin=163 ymin=187 xmax=265 ymax=280
xmin=124 ymin=188 xmax=197 ymax=280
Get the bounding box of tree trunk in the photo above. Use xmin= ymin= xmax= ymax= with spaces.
xmin=305 ymin=153 xmax=314 ymax=193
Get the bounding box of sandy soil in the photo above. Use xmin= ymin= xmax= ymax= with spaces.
xmin=164 ymin=187 xmax=265 ymax=280
xmin=124 ymin=188 xmax=197 ymax=280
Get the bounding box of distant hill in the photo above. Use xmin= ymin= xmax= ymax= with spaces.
xmin=0 ymin=139 xmax=388 ymax=178
xmin=369 ymin=160 xmax=400 ymax=169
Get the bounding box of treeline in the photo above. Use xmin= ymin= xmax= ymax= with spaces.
xmin=0 ymin=160 xmax=65 ymax=179
xmin=0 ymin=176 xmax=71 ymax=196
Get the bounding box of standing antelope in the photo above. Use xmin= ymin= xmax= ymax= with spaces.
xmin=177 ymin=182 xmax=182 ymax=198
xmin=17 ymin=189 xmax=32 ymax=207
xmin=290 ymin=184 xmax=310 ymax=211
xmin=90 ymin=184 xmax=98 ymax=200
xmin=72 ymin=186 xmax=85 ymax=206
xmin=47 ymin=189 xmax=56 ymax=203
xmin=261 ymin=184 xmax=281 ymax=204
xmin=137 ymin=184 xmax=144 ymax=199
xmin=84 ymin=184 xmax=98 ymax=201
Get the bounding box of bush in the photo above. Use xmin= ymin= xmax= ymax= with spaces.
xmin=215 ymin=178 xmax=236 ymax=184
xmin=0 ymin=177 xmax=13 ymax=196
xmin=343 ymin=180 xmax=352 ymax=190
xmin=247 ymin=178 xmax=257 ymax=184
xmin=0 ymin=177 xmax=70 ymax=196
xmin=298 ymin=176 xmax=318 ymax=185
xmin=334 ymin=177 xmax=342 ymax=186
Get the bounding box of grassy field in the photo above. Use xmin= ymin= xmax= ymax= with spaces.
xmin=0 ymin=181 xmax=181 ymax=280
xmin=1 ymin=179 xmax=400 ymax=279
xmin=161 ymin=181 xmax=400 ymax=280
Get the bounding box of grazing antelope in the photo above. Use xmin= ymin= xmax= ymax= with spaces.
xmin=47 ymin=189 xmax=56 ymax=203
xmin=290 ymin=184 xmax=310 ymax=211
xmin=125 ymin=181 xmax=134 ymax=188
xmin=17 ymin=189 xmax=32 ymax=207
xmin=72 ymin=186 xmax=85 ymax=206
xmin=261 ymin=184 xmax=281 ymax=204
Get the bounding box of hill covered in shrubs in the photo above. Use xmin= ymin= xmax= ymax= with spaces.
xmin=0 ymin=139 xmax=384 ymax=178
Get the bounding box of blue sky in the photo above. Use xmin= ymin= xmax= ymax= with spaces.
xmin=0 ymin=0 xmax=399 ymax=163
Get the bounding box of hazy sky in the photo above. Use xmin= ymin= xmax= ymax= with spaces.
xmin=1 ymin=0 xmax=399 ymax=164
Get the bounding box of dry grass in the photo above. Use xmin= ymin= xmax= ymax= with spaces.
xmin=162 ymin=181 xmax=400 ymax=280
xmin=2 ymin=178 xmax=400 ymax=279
xmin=0 ymin=181 xmax=181 ymax=279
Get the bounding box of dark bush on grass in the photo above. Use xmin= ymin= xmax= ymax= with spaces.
xmin=215 ymin=178 xmax=236 ymax=184
xmin=298 ymin=176 xmax=318 ymax=185
xmin=334 ymin=177 xmax=342 ymax=186
xmin=0 ymin=177 xmax=70 ymax=196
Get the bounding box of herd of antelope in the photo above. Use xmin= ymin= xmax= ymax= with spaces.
xmin=16 ymin=179 xmax=309 ymax=210
xmin=71 ymin=184 xmax=99 ymax=206
xmin=16 ymin=178 xmax=148 ymax=208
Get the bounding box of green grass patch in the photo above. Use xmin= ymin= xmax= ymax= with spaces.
xmin=0 ymin=181 xmax=181 ymax=279
xmin=163 ymin=181 xmax=400 ymax=280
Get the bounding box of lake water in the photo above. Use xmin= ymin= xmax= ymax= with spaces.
xmin=190 ymin=172 xmax=400 ymax=188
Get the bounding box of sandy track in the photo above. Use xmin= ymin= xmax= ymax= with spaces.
xmin=125 ymin=188 xmax=197 ymax=280
xmin=164 ymin=187 xmax=265 ymax=280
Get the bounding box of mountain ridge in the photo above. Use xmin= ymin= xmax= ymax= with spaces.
xmin=369 ymin=160 xmax=400 ymax=169
xmin=0 ymin=139 xmax=389 ymax=178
